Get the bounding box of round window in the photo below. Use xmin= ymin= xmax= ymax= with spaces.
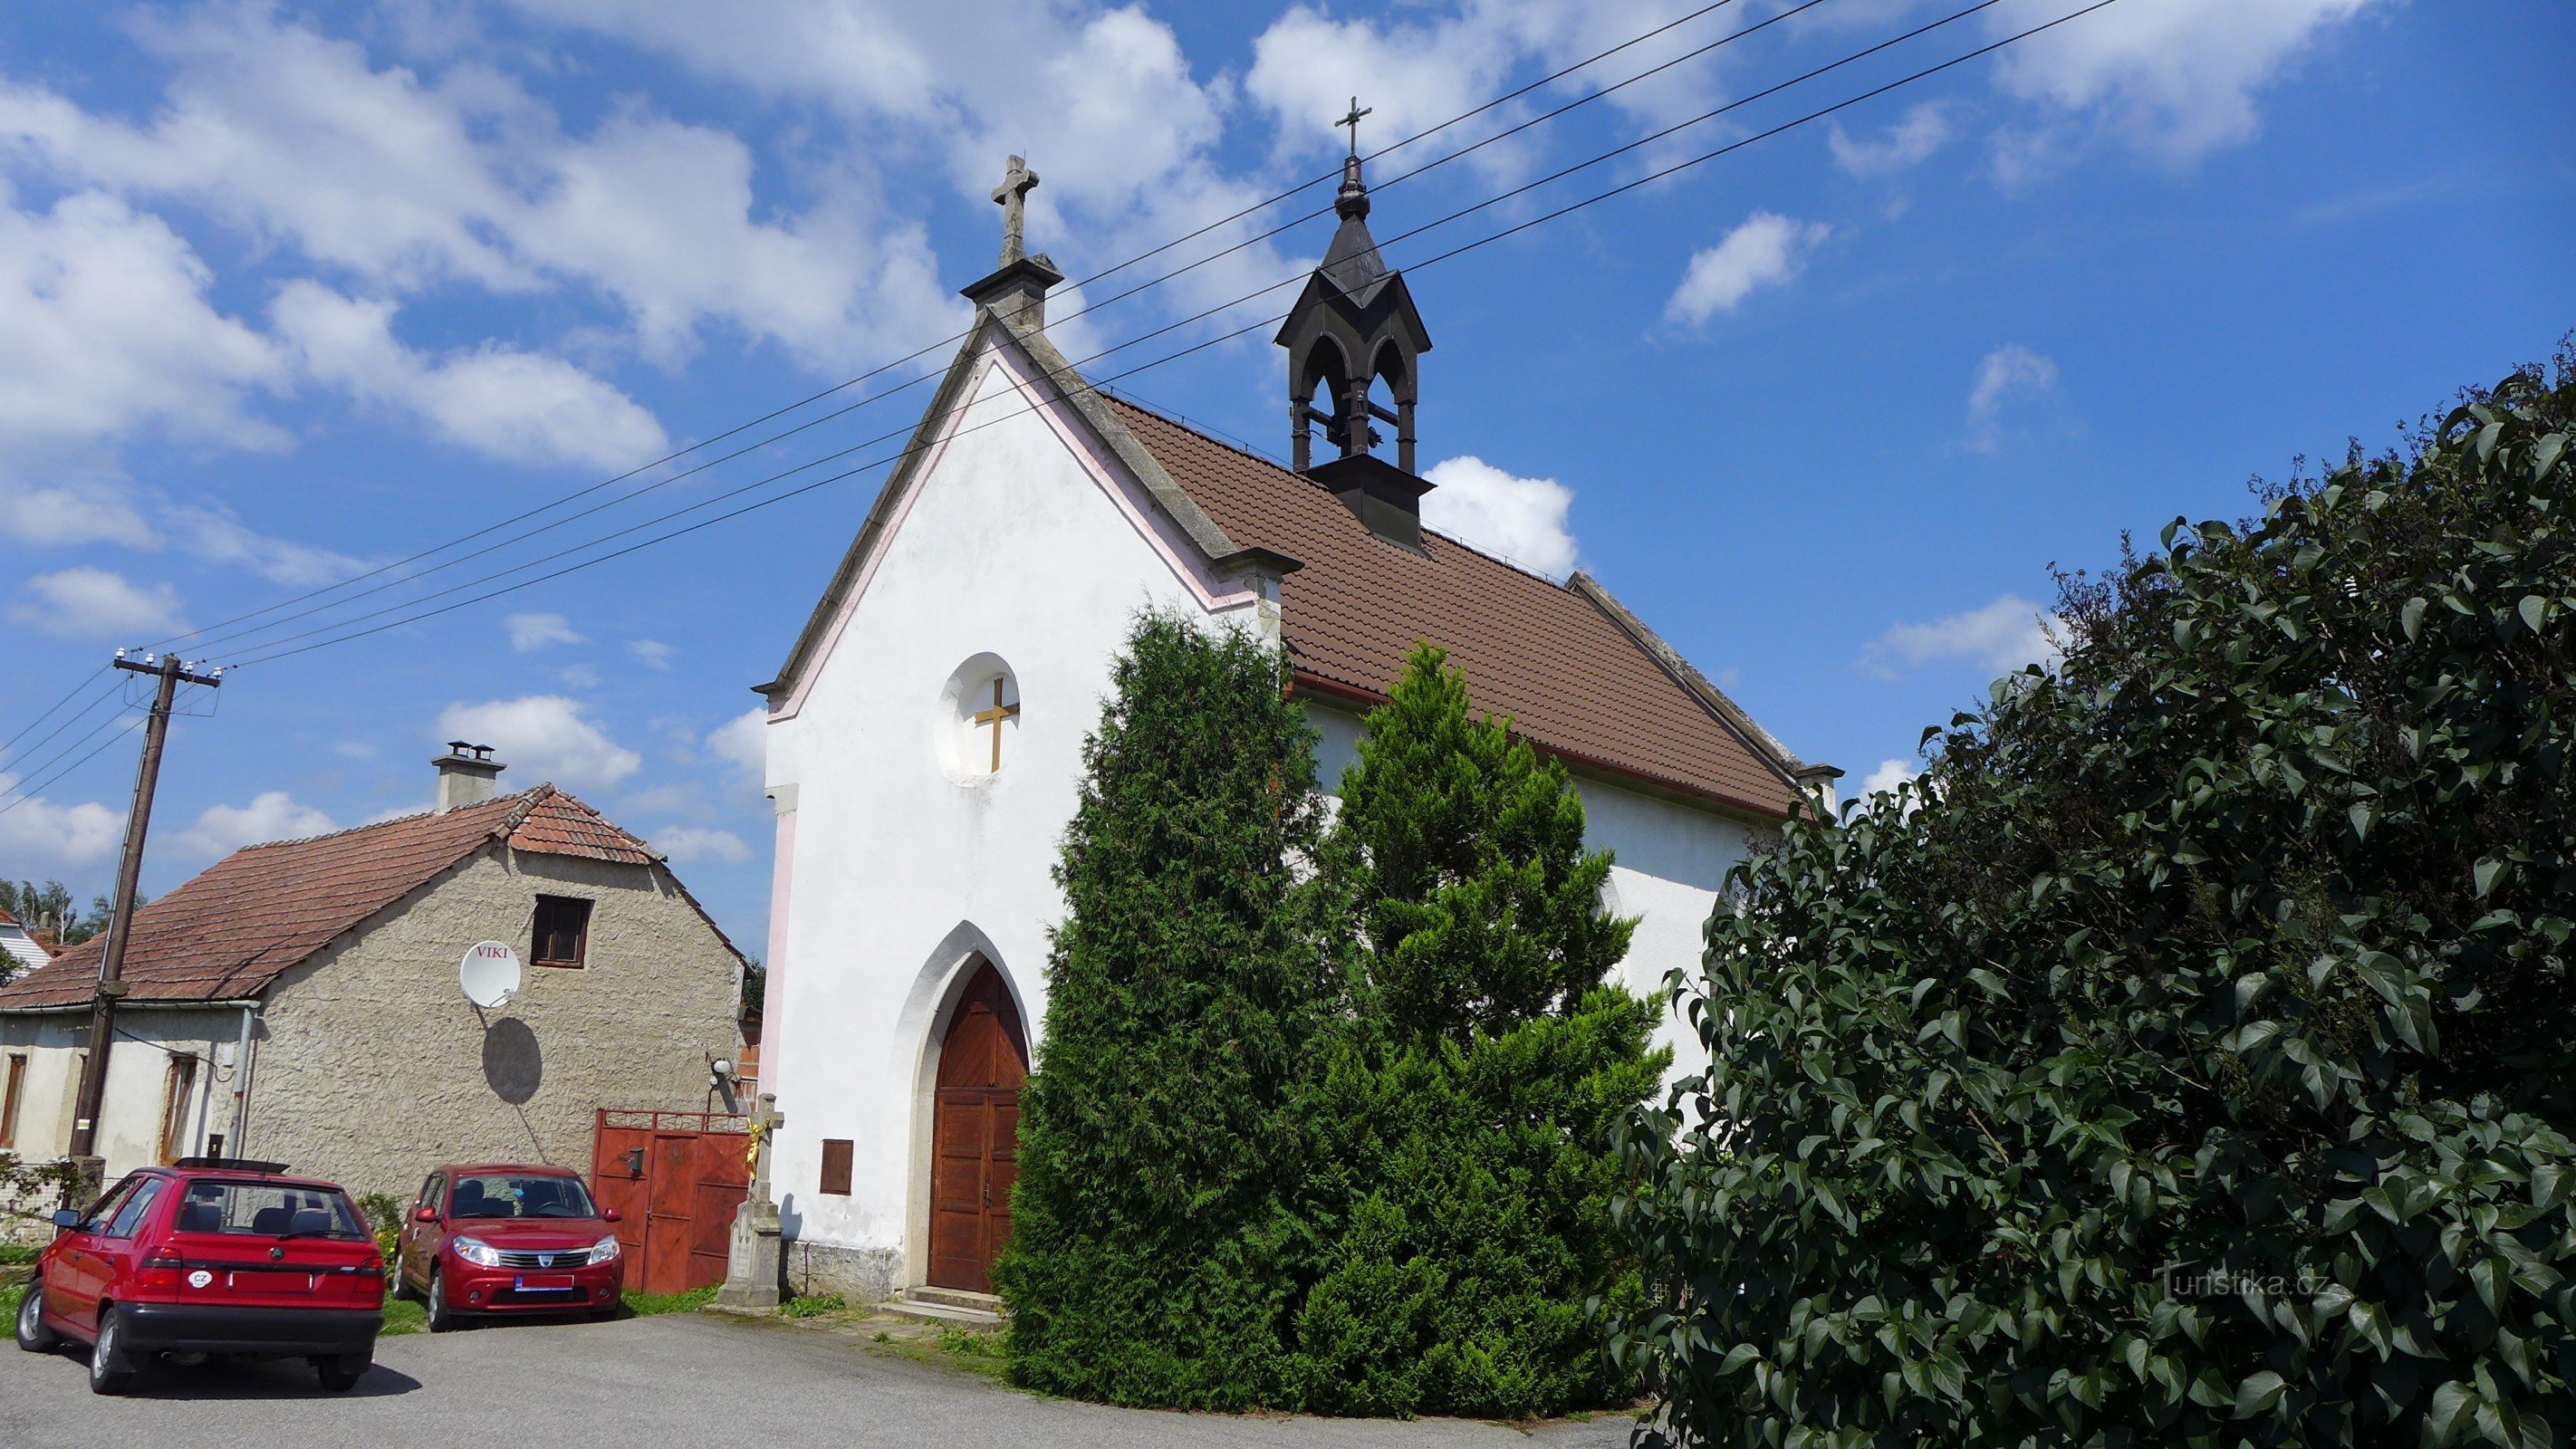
xmin=937 ymin=655 xmax=1020 ymax=783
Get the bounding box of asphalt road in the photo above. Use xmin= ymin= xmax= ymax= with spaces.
xmin=0 ymin=1310 xmax=1633 ymax=1449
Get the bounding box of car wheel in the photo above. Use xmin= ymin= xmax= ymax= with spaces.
xmin=426 ymin=1268 xmax=457 ymax=1333
xmin=87 ymin=1307 xmax=136 ymax=1396
xmin=14 ymin=1281 xmax=57 ymax=1352
xmin=313 ymin=1352 xmax=370 ymax=1392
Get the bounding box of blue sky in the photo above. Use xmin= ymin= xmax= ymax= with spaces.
xmin=1 ymin=0 xmax=2569 ymax=952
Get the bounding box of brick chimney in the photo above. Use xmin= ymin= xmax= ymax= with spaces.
xmin=433 ymin=741 xmax=505 ymax=813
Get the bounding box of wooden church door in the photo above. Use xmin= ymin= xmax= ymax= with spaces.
xmin=927 ymin=964 xmax=1028 ymax=1293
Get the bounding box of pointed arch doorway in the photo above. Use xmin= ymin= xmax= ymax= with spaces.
xmin=927 ymin=961 xmax=1028 ymax=1293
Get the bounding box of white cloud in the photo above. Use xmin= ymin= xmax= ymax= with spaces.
xmin=1862 ymin=758 xmax=1920 ymax=796
xmin=649 ymin=824 xmax=749 ymax=865
xmin=437 ymin=695 xmax=640 ymax=789
xmin=1966 ymin=343 xmax=2059 ymax=451
xmin=0 ymin=186 xmax=284 ymax=454
xmin=0 ymin=5 xmax=960 ymax=372
xmin=500 ymin=1 xmax=1299 ymax=331
xmin=506 ymin=611 xmax=583 ymax=652
xmin=273 ymin=282 xmax=667 ymax=469
xmin=0 ymin=475 xmax=157 ymax=548
xmin=1860 ymin=594 xmax=2062 ymax=679
xmin=159 ymin=504 xmax=368 ymax=588
xmin=7 ymin=568 xmax=187 ymax=639
xmin=172 ymin=791 xmax=338 ymax=856
xmin=1986 ymin=0 xmax=2382 ymax=164
xmin=1829 ymin=101 xmax=1956 ymax=178
xmin=626 ymin=638 xmax=676 ymax=670
xmin=1419 ymin=456 xmax=1579 ymax=577
xmin=1970 ymin=343 xmax=2059 ymax=417
xmin=1665 ymin=213 xmax=1828 ymax=325
xmin=0 ymin=772 xmax=123 ymax=876
xmin=1244 ymin=0 xmax=1733 ymax=183
xmin=706 ymin=707 xmax=767 ymax=775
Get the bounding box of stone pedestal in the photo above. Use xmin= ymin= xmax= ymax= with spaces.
xmin=716 ymin=1092 xmax=785 ymax=1309
xmin=716 ymin=1196 xmax=783 ymax=1309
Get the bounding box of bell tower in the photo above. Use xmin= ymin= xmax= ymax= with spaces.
xmin=1277 ymin=100 xmax=1435 ymax=547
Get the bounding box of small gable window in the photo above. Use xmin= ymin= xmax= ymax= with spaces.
xmin=532 ymin=895 xmax=592 ymax=969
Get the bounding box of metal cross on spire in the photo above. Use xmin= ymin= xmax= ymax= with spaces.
xmin=1334 ymin=97 xmax=1372 ymax=159
xmin=991 ymin=154 xmax=1040 ymax=266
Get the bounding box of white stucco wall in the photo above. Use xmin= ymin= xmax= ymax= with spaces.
xmin=762 ymin=335 xmax=1270 ymax=1296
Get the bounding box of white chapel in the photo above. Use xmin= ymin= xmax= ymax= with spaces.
xmin=747 ymin=151 xmax=1831 ymax=1304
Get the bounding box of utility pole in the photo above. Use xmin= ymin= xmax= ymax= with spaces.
xmin=65 ymin=651 xmax=220 ymax=1179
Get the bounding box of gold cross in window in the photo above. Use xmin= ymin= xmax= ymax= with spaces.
xmin=971 ymin=679 xmax=1020 ymax=772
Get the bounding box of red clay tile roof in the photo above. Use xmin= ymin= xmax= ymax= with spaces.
xmin=0 ymin=786 xmax=657 ymax=1011
xmin=1104 ymin=397 xmax=1803 ymax=819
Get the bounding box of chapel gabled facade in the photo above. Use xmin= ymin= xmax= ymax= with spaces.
xmin=748 ymin=151 xmax=1828 ymax=1305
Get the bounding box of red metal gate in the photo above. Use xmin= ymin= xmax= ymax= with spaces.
xmin=591 ymin=1108 xmax=751 ymax=1296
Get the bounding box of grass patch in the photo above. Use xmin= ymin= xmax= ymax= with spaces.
xmin=0 ymin=1281 xmax=20 ymax=1326
xmin=938 ymin=1323 xmax=1003 ymax=1358
xmin=0 ymin=1242 xmax=38 ymax=1265
xmin=781 ymin=1292 xmax=848 ymax=1319
xmin=620 ymin=1283 xmax=718 ymax=1318
xmin=379 ymin=1296 xmax=427 ymax=1337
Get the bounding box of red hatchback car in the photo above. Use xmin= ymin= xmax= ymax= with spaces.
xmin=395 ymin=1164 xmax=624 ymax=1330
xmin=14 ymin=1157 xmax=384 ymax=1395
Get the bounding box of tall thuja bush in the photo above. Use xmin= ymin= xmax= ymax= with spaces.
xmin=1299 ymin=644 xmax=1665 ymax=1418
xmin=995 ymin=609 xmax=1344 ymax=1408
xmin=1613 ymin=357 xmax=2576 ymax=1448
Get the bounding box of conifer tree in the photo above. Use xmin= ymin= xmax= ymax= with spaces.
xmin=995 ymin=609 xmax=1344 ymax=1409
xmin=1296 ymin=644 xmax=1664 ymax=1417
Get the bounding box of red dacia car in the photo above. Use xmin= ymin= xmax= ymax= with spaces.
xmin=14 ymin=1157 xmax=385 ymax=1395
xmin=395 ymin=1164 xmax=624 ymax=1330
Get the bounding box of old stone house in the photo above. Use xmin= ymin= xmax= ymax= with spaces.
xmin=0 ymin=748 xmax=745 ymax=1202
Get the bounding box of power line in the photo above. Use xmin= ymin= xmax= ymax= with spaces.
xmin=218 ymin=0 xmax=2123 ymax=673
xmin=0 ymin=0 xmax=2126 ymax=815
xmin=0 ymin=666 xmax=109 ymax=761
xmin=116 ymin=0 xmax=1763 ymax=669
xmin=168 ymin=0 xmax=1992 ymax=667
xmin=130 ymin=0 xmax=1799 ymax=667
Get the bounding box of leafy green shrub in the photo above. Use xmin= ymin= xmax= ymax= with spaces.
xmin=1613 ymin=358 xmax=2576 ymax=1447
xmin=782 ymin=1291 xmax=846 ymax=1319
xmin=995 ymin=610 xmax=1345 ymax=1409
xmin=1296 ymin=646 xmax=1665 ymax=1418
xmin=353 ymin=1191 xmax=406 ymax=1265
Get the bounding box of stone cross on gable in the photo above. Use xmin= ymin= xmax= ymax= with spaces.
xmin=992 ymin=154 xmax=1040 ymax=266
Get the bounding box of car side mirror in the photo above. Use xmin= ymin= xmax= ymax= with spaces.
xmin=413 ymin=1204 xmax=439 ymax=1223
xmin=602 ymin=1208 xmax=621 ymax=1223
xmin=52 ymin=1208 xmax=82 ymax=1232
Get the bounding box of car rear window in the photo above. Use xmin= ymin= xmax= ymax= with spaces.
xmin=173 ymin=1179 xmax=369 ymax=1239
xmin=448 ymin=1173 xmax=597 ymax=1219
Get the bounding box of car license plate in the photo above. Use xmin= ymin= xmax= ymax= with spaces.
xmin=515 ymin=1273 xmax=575 ymax=1291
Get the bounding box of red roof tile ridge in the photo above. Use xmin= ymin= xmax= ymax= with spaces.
xmin=230 ymin=787 xmax=539 ymax=852
xmin=1099 ymin=393 xmax=1572 ymax=586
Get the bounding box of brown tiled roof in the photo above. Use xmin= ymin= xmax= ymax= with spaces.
xmin=1104 ymin=397 xmax=1802 ymax=819
xmin=0 ymin=786 xmax=658 ymax=1011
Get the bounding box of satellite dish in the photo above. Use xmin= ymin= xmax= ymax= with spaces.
xmin=459 ymin=940 xmax=523 ymax=1010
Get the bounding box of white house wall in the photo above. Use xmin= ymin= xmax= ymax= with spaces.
xmin=763 ymin=337 xmax=1261 ymax=1300
xmin=0 ymin=1006 xmax=236 ymax=1220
